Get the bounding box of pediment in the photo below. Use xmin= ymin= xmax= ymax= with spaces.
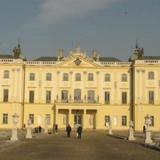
xmin=57 ymin=55 xmax=102 ymax=68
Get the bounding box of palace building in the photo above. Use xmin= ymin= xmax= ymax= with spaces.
xmin=0 ymin=44 xmax=160 ymax=131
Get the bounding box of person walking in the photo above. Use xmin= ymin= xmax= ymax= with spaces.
xmin=77 ymin=125 xmax=82 ymax=139
xmin=66 ymin=124 xmax=72 ymax=137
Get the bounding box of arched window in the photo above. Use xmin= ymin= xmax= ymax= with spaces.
xmin=148 ymin=71 xmax=154 ymax=80
xmin=75 ymin=73 xmax=81 ymax=81
xmin=121 ymin=74 xmax=127 ymax=82
xmin=74 ymin=89 xmax=81 ymax=101
xmin=104 ymin=74 xmax=111 ymax=82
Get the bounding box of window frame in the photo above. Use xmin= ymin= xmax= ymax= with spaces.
xmin=29 ymin=73 xmax=35 ymax=81
xmin=148 ymin=71 xmax=154 ymax=80
xmin=3 ymin=89 xmax=9 ymax=102
xmin=121 ymin=116 xmax=127 ymax=126
xmin=29 ymin=90 xmax=34 ymax=103
xmin=121 ymin=74 xmax=127 ymax=82
xmin=122 ymin=92 xmax=127 ymax=104
xmin=88 ymin=73 xmax=94 ymax=81
xmin=4 ymin=70 xmax=10 ymax=79
xmin=46 ymin=90 xmax=51 ymax=103
xmin=3 ymin=113 xmax=8 ymax=124
xmin=46 ymin=73 xmax=52 ymax=81
xmin=75 ymin=73 xmax=81 ymax=81
xmin=104 ymin=74 xmax=111 ymax=82
xmin=63 ymin=73 xmax=69 ymax=81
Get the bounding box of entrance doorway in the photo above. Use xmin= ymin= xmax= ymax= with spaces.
xmin=74 ymin=114 xmax=82 ymax=128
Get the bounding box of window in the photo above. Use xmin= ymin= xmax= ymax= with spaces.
xmin=4 ymin=70 xmax=10 ymax=79
xmin=105 ymin=115 xmax=110 ymax=126
xmin=46 ymin=73 xmax=52 ymax=81
xmin=122 ymin=116 xmax=127 ymax=126
xmin=3 ymin=89 xmax=9 ymax=102
xmin=61 ymin=90 xmax=68 ymax=101
xmin=74 ymin=89 xmax=81 ymax=101
xmin=149 ymin=91 xmax=154 ymax=104
xmin=29 ymin=91 xmax=34 ymax=103
xmin=87 ymin=90 xmax=95 ymax=103
xmin=63 ymin=73 xmax=69 ymax=81
xmin=45 ymin=114 xmax=51 ymax=125
xmin=29 ymin=114 xmax=34 ymax=124
xmin=104 ymin=74 xmax=111 ymax=82
xmin=75 ymin=73 xmax=81 ymax=81
xmin=150 ymin=116 xmax=154 ymax=127
xmin=122 ymin=92 xmax=127 ymax=104
xmin=104 ymin=91 xmax=110 ymax=104
xmin=88 ymin=73 xmax=94 ymax=81
xmin=3 ymin=113 xmax=8 ymax=124
xmin=148 ymin=72 xmax=154 ymax=80
xmin=121 ymin=74 xmax=127 ymax=82
xmin=29 ymin=73 xmax=35 ymax=81
xmin=46 ymin=91 xmax=51 ymax=103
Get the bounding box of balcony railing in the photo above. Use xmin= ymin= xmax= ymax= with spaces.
xmin=56 ymin=99 xmax=98 ymax=104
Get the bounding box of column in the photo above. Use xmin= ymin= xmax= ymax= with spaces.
xmin=69 ymin=72 xmax=73 ymax=102
xmin=56 ymin=71 xmax=60 ymax=102
xmin=68 ymin=110 xmax=72 ymax=126
xmin=83 ymin=71 xmax=87 ymax=103
xmin=12 ymin=69 xmax=15 ymax=102
xmin=16 ymin=68 xmax=20 ymax=102
xmin=96 ymin=71 xmax=99 ymax=103
xmin=141 ymin=70 xmax=145 ymax=103
xmin=95 ymin=110 xmax=98 ymax=129
xmin=54 ymin=108 xmax=58 ymax=125
xmin=83 ymin=110 xmax=87 ymax=129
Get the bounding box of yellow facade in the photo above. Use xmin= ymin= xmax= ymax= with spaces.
xmin=0 ymin=46 xmax=160 ymax=131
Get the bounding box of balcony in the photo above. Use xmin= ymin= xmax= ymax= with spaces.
xmin=55 ymin=99 xmax=99 ymax=104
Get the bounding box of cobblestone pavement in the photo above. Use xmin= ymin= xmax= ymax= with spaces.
xmin=0 ymin=130 xmax=160 ymax=160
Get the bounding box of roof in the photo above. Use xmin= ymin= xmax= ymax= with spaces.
xmin=99 ymin=57 xmax=121 ymax=62
xmin=142 ymin=56 xmax=160 ymax=60
xmin=0 ymin=54 xmax=14 ymax=59
xmin=33 ymin=56 xmax=58 ymax=61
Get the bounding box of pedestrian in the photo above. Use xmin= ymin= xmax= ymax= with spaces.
xmin=77 ymin=125 xmax=82 ymax=139
xmin=143 ymin=125 xmax=146 ymax=133
xmin=66 ymin=124 xmax=72 ymax=137
xmin=54 ymin=124 xmax=58 ymax=134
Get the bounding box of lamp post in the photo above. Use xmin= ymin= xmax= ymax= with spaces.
xmin=10 ymin=113 xmax=19 ymax=141
xmin=144 ymin=114 xmax=153 ymax=144
xmin=26 ymin=118 xmax=32 ymax=139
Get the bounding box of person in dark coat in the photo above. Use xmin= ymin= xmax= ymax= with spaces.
xmin=55 ymin=124 xmax=58 ymax=134
xmin=77 ymin=125 xmax=82 ymax=139
xmin=66 ymin=124 xmax=72 ymax=137
xmin=143 ymin=125 xmax=146 ymax=133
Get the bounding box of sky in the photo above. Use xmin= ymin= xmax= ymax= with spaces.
xmin=0 ymin=0 xmax=160 ymax=60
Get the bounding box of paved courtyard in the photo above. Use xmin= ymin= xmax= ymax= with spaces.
xmin=0 ymin=130 xmax=160 ymax=160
